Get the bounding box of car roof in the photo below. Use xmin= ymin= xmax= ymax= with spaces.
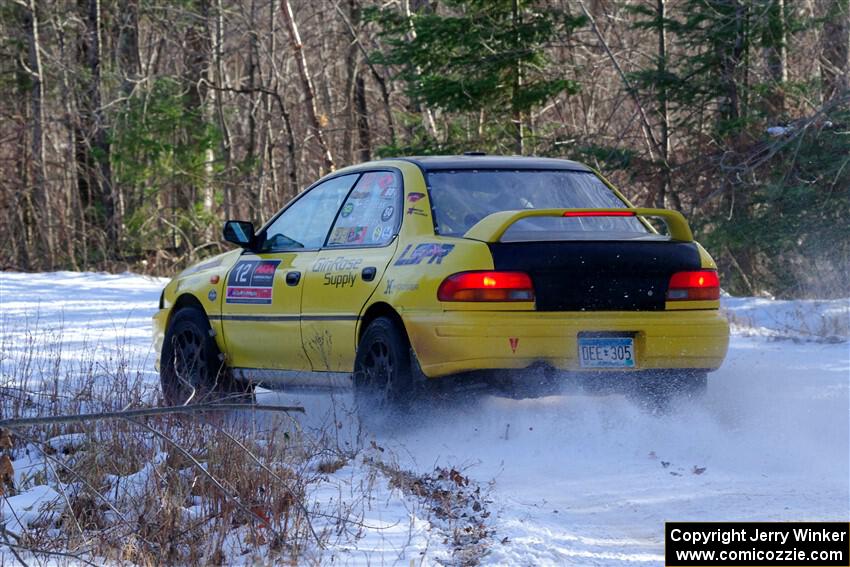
xmin=389 ymin=155 xmax=592 ymax=172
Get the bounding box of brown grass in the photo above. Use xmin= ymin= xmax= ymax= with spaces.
xmin=0 ymin=320 xmax=358 ymax=565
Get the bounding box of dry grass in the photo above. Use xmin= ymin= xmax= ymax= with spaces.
xmin=0 ymin=320 xmax=362 ymax=566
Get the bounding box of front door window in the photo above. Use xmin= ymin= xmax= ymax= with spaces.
xmin=260 ymin=174 xmax=360 ymax=252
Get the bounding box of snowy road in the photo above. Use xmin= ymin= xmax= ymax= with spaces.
xmin=1 ymin=272 xmax=848 ymax=565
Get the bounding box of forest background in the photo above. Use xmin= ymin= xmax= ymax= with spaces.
xmin=1 ymin=0 xmax=848 ymax=298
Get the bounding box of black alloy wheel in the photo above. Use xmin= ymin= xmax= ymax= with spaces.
xmin=160 ymin=307 xmax=251 ymax=405
xmin=353 ymin=317 xmax=414 ymax=411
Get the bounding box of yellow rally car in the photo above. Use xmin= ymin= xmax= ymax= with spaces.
xmin=153 ymin=156 xmax=729 ymax=407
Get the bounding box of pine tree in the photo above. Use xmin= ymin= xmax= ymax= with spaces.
xmin=368 ymin=0 xmax=585 ymax=154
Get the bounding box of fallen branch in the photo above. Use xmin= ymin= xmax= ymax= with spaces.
xmin=0 ymin=403 xmax=305 ymax=430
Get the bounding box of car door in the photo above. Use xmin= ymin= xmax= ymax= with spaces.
xmin=301 ymin=170 xmax=403 ymax=371
xmin=221 ymin=173 xmax=360 ymax=371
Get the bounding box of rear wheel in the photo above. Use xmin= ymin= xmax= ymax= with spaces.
xmin=353 ymin=317 xmax=414 ymax=412
xmin=160 ymin=308 xmax=253 ymax=405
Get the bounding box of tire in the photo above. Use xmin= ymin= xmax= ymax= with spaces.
xmin=160 ymin=308 xmax=252 ymax=405
xmin=353 ymin=317 xmax=414 ymax=412
xmin=627 ymin=370 xmax=707 ymax=412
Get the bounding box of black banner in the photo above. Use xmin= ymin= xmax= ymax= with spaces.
xmin=665 ymin=522 xmax=850 ymax=566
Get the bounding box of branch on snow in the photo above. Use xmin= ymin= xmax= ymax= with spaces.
xmin=0 ymin=402 xmax=305 ymax=430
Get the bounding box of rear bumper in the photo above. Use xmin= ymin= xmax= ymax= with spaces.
xmin=404 ymin=309 xmax=729 ymax=378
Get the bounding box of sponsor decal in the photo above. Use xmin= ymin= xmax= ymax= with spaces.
xmin=329 ymin=227 xmax=349 ymax=245
xmin=372 ymin=226 xmax=383 ymax=241
xmin=406 ymin=207 xmax=428 ymax=217
xmin=346 ymin=226 xmax=367 ymax=244
xmin=341 ymin=203 xmax=354 ymax=217
xmin=377 ymin=172 xmax=395 ymax=189
xmin=208 ymin=289 xmax=217 ymax=302
xmin=380 ymin=185 xmax=396 ymax=199
xmin=349 ymin=190 xmax=370 ymax=200
xmin=225 ymin=260 xmax=281 ymax=304
xmin=381 ymin=205 xmax=395 ymax=222
xmin=383 ymin=279 xmax=420 ymax=294
xmin=509 ymin=337 xmax=519 ymax=353
xmin=407 ymin=192 xmax=425 ymax=203
xmin=394 ymin=243 xmax=455 ymax=266
xmin=380 ymin=225 xmax=393 ymax=240
xmin=325 ymin=272 xmax=357 ymax=288
xmin=312 ymin=257 xmax=363 ymax=272
xmin=254 ymin=262 xmax=276 ymax=276
xmin=330 ymin=227 xmax=367 ymax=245
xmin=313 ymin=256 xmax=363 ymax=288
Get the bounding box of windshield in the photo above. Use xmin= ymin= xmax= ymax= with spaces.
xmin=427 ymin=169 xmax=653 ymax=241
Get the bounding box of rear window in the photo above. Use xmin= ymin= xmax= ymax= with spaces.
xmin=427 ymin=169 xmax=653 ymax=241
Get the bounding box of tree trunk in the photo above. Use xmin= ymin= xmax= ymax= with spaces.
xmin=117 ymin=0 xmax=140 ymax=98
xmin=331 ymin=0 xmax=395 ymax=146
xmin=342 ymin=0 xmax=358 ymax=165
xmin=403 ymin=0 xmax=439 ymax=141
xmin=342 ymin=0 xmax=372 ymax=164
xmin=656 ymin=0 xmax=673 ymax=208
xmin=247 ymin=0 xmax=259 ymax=218
xmin=26 ymin=0 xmax=55 ymax=268
xmin=511 ymin=0 xmax=524 ymax=155
xmin=182 ymin=0 xmax=213 ymax=240
xmin=355 ymin=70 xmax=372 ymax=162
xmin=82 ymin=0 xmax=117 ymax=255
xmin=268 ymin=0 xmax=298 ymax=200
xmin=57 ymin=17 xmax=81 ymax=270
xmin=212 ymin=0 xmax=231 ymax=228
xmin=761 ymin=0 xmax=787 ymax=115
xmin=821 ymin=0 xmax=849 ymax=100
xmin=280 ymin=0 xmax=335 ymax=173
xmin=716 ymin=1 xmax=748 ymax=131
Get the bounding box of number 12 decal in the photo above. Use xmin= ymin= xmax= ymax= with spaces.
xmin=226 ymin=260 xmax=281 ymax=305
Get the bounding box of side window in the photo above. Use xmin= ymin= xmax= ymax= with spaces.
xmin=260 ymin=174 xmax=358 ymax=252
xmin=326 ymin=171 xmax=402 ymax=247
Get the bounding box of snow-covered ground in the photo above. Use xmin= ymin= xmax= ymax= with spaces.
xmin=1 ymin=271 xmax=848 ymax=565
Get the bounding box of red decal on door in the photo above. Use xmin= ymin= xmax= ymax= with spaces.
xmin=509 ymin=337 xmax=519 ymax=353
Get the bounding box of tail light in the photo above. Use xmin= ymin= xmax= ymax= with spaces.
xmin=666 ymin=270 xmax=720 ymax=301
xmin=438 ymin=271 xmax=535 ymax=302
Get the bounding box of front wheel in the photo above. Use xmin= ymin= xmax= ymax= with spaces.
xmin=353 ymin=317 xmax=414 ymax=412
xmin=160 ymin=308 xmax=252 ymax=405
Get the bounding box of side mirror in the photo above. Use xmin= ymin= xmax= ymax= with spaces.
xmin=223 ymin=220 xmax=256 ymax=248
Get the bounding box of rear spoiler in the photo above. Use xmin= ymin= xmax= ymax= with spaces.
xmin=463 ymin=208 xmax=694 ymax=243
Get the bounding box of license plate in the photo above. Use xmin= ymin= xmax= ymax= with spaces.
xmin=578 ymin=337 xmax=636 ymax=368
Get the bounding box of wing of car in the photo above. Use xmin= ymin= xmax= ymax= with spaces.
xmin=153 ymin=156 xmax=729 ymax=408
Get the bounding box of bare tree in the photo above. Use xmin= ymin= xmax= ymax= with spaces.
xmin=83 ymin=0 xmax=117 ymax=246
xmin=281 ymin=0 xmax=335 ymax=173
xmin=25 ymin=0 xmax=55 ymax=266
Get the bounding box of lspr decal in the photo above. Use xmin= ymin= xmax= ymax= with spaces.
xmin=226 ymin=260 xmax=281 ymax=304
xmin=394 ymin=243 xmax=454 ymax=266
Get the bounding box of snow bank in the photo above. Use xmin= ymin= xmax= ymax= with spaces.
xmin=722 ymin=296 xmax=849 ymax=342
